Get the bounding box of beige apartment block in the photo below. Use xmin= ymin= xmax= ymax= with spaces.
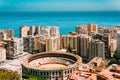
xmin=0 ymin=29 xmax=14 ymax=41
xmin=0 ymin=42 xmax=6 ymax=62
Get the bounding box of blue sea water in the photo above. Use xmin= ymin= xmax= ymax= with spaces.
xmin=0 ymin=11 xmax=120 ymax=37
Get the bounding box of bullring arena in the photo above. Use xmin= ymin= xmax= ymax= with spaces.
xmin=22 ymin=52 xmax=82 ymax=80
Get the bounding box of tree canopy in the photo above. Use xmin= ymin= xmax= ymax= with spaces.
xmin=0 ymin=69 xmax=21 ymax=80
xmin=109 ymin=51 xmax=120 ymax=65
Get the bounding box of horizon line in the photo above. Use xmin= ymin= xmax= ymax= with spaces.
xmin=1 ymin=10 xmax=120 ymax=12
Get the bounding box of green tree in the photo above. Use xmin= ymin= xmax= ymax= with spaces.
xmin=108 ymin=50 xmax=120 ymax=65
xmin=114 ymin=51 xmax=120 ymax=60
xmin=0 ymin=69 xmax=21 ymax=80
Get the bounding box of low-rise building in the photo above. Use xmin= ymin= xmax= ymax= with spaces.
xmin=97 ymin=64 xmax=120 ymax=80
xmin=68 ymin=64 xmax=97 ymax=80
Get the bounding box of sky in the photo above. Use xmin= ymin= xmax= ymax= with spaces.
xmin=0 ymin=0 xmax=120 ymax=11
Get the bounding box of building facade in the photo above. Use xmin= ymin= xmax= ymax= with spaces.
xmin=76 ymin=24 xmax=98 ymax=34
xmin=0 ymin=42 xmax=6 ymax=63
xmin=93 ymin=33 xmax=111 ymax=58
xmin=110 ymin=39 xmax=117 ymax=57
xmin=0 ymin=29 xmax=14 ymax=41
xmin=87 ymin=24 xmax=98 ymax=33
xmin=5 ymin=38 xmax=23 ymax=58
xmin=62 ymin=32 xmax=78 ymax=53
xmin=0 ymin=32 xmax=7 ymax=41
xmin=46 ymin=35 xmax=60 ymax=52
xmin=77 ymin=34 xmax=90 ymax=58
xmin=76 ymin=25 xmax=88 ymax=34
xmin=23 ymin=36 xmax=35 ymax=53
xmin=38 ymin=41 xmax=46 ymax=52
xmin=116 ymin=31 xmax=120 ymax=53
xmin=89 ymin=39 xmax=105 ymax=60
xmin=20 ymin=25 xmax=30 ymax=38
xmin=20 ymin=26 xmax=59 ymax=38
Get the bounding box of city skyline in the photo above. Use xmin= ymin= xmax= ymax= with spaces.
xmin=0 ymin=0 xmax=120 ymax=11
xmin=1 ymin=24 xmax=120 ymax=80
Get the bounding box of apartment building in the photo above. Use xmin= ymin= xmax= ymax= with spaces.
xmin=0 ymin=42 xmax=6 ymax=63
xmin=5 ymin=38 xmax=23 ymax=58
xmin=89 ymin=39 xmax=105 ymax=60
xmin=0 ymin=29 xmax=14 ymax=41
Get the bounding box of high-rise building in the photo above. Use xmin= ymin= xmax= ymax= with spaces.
xmin=38 ymin=41 xmax=46 ymax=52
xmin=98 ymin=27 xmax=116 ymax=39
xmin=0 ymin=32 xmax=7 ymax=41
xmin=46 ymin=35 xmax=60 ymax=52
xmin=23 ymin=35 xmax=44 ymax=53
xmin=62 ymin=35 xmax=69 ymax=49
xmin=98 ymin=26 xmax=109 ymax=33
xmin=20 ymin=25 xmax=30 ymax=38
xmin=76 ymin=25 xmax=88 ymax=34
xmin=89 ymin=39 xmax=105 ymax=60
xmin=50 ymin=26 xmax=60 ymax=36
xmin=87 ymin=24 xmax=98 ymax=33
xmin=62 ymin=32 xmax=78 ymax=53
xmin=0 ymin=42 xmax=6 ymax=63
xmin=29 ymin=26 xmax=36 ymax=36
xmin=0 ymin=29 xmax=14 ymax=41
xmin=23 ymin=36 xmax=35 ymax=53
xmin=77 ymin=34 xmax=91 ymax=58
xmin=93 ymin=33 xmax=111 ymax=58
xmin=40 ymin=26 xmax=59 ymax=36
xmin=20 ymin=26 xmax=60 ymax=37
xmin=36 ymin=26 xmax=41 ymax=35
xmin=5 ymin=38 xmax=23 ymax=58
xmin=110 ymin=39 xmax=117 ymax=57
xmin=60 ymin=35 xmax=63 ymax=49
xmin=33 ymin=34 xmax=60 ymax=53
xmin=39 ymin=27 xmax=50 ymax=36
xmin=116 ymin=31 xmax=120 ymax=53
xmin=76 ymin=24 xmax=98 ymax=34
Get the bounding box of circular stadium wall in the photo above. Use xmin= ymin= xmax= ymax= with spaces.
xmin=22 ymin=52 xmax=82 ymax=80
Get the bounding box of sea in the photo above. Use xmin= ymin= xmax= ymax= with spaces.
xmin=0 ymin=11 xmax=120 ymax=37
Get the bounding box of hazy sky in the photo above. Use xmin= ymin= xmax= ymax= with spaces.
xmin=0 ymin=0 xmax=120 ymax=11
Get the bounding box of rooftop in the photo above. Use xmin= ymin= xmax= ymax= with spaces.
xmin=98 ymin=64 xmax=120 ymax=80
xmin=68 ymin=64 xmax=97 ymax=80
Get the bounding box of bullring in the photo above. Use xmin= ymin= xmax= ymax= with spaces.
xmin=22 ymin=52 xmax=82 ymax=80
